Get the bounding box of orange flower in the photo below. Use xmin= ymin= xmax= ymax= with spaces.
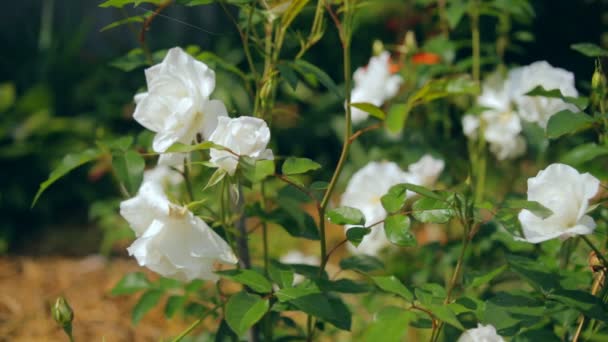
xmin=412 ymin=52 xmax=441 ymax=65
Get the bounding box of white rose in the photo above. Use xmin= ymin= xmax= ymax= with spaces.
xmin=509 ymin=61 xmax=578 ymax=128
xmin=280 ymin=250 xmax=319 ymax=285
xmin=120 ymin=177 xmax=237 ymax=281
xmin=341 ymin=161 xmax=411 ymax=255
xmin=407 ymin=154 xmax=445 ymax=188
xmin=133 ymin=47 xmax=228 ymax=152
xmin=457 ymin=324 xmax=505 ymax=342
xmin=517 ymin=163 xmax=600 ymax=243
xmin=350 ymin=51 xmax=403 ymax=124
xmin=462 ymin=114 xmax=480 ymax=139
xmin=209 ymin=116 xmax=274 ymax=176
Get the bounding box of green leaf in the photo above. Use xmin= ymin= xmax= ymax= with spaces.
xmin=503 ymin=199 xmax=553 ymax=219
xmin=362 ymin=307 xmax=414 ymax=342
xmin=412 ymin=197 xmax=454 ymax=224
xmin=425 ymin=304 xmax=464 ymax=330
xmin=111 ymin=272 xmax=151 ymax=295
xmin=0 ymin=82 xmax=16 ymax=112
xmin=468 ymin=265 xmax=508 ymax=288
xmin=32 ymin=149 xmax=102 ymax=207
xmin=285 ymin=293 xmax=352 ymax=331
xmin=371 ymin=276 xmax=414 ymax=302
xmin=291 ymin=59 xmax=341 ymax=98
xmin=204 ymin=168 xmax=227 ymax=190
xmin=112 ymin=149 xmax=145 ymax=196
xmin=525 ymin=86 xmax=588 ymax=110
xmin=268 ymin=261 xmax=295 ymax=289
xmin=351 ymin=102 xmax=386 ymax=120
xmin=546 ymin=109 xmax=595 ymax=139
xmin=277 ymin=63 xmax=299 ymax=90
xmin=560 ymin=143 xmax=608 ymax=165
xmin=282 ymin=157 xmax=321 ymax=175
xmin=548 ymin=289 xmax=608 ymax=323
xmin=132 ymin=289 xmax=163 ymax=325
xmin=272 ymin=207 xmax=320 ymax=240
xmin=100 ymin=15 xmax=146 ymax=32
xmin=318 ymin=278 xmax=373 ymax=294
xmin=99 ymin=0 xmax=163 ymax=8
xmin=340 ymin=255 xmax=384 ymax=273
xmin=346 ymin=227 xmax=371 ymax=247
xmin=384 ymin=215 xmax=415 ymax=247
xmin=216 ymin=269 xmax=273 ymax=293
xmin=385 ymin=103 xmax=410 ymax=134
xmin=164 ymin=295 xmax=186 ymax=319
xmin=245 ymin=159 xmax=275 ymax=183
xmin=445 ymin=0 xmax=467 ymax=28
xmin=166 ymin=141 xmax=220 ymax=153
xmin=225 ymin=292 xmax=269 ymax=336
xmin=571 ymin=42 xmax=608 ymax=57
xmin=381 ymin=184 xmax=409 ymax=213
xmin=280 ymin=0 xmax=310 ymax=30
xmin=275 ymin=285 xmax=321 ymax=302
xmin=327 ymin=206 xmax=365 ymax=225
xmin=507 ymin=255 xmax=560 ymax=293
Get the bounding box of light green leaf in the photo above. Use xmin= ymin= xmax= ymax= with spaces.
xmin=380 ymin=183 xmax=409 ymax=213
xmin=164 ymin=295 xmax=186 ymax=319
xmin=371 ymin=276 xmax=414 ymax=302
xmin=225 ymin=292 xmax=269 ymax=336
xmin=326 ymin=206 xmax=365 ymax=225
xmin=546 ymin=109 xmax=595 ymax=139
xmin=560 ymin=143 xmax=608 ymax=165
xmin=362 ymin=307 xmax=414 ymax=342
xmin=503 ymin=199 xmax=553 ymax=219
xmin=469 ymin=265 xmax=508 ymax=288
xmin=268 ymin=261 xmax=295 ymax=289
xmin=32 ymin=149 xmax=102 ymax=207
xmin=132 ymin=289 xmax=163 ymax=324
xmin=571 ymin=42 xmax=608 ymax=57
xmin=282 ymin=157 xmax=321 ymax=175
xmin=351 ymin=102 xmax=386 ymax=120
xmin=111 ymin=272 xmax=151 ymax=295
xmin=166 ymin=141 xmax=221 ymax=153
xmin=412 ymin=197 xmax=454 ymax=223
xmin=425 ymin=304 xmax=464 ymax=330
xmin=112 ymin=149 xmax=145 ymax=196
xmin=525 ymin=86 xmax=588 ymax=110
xmin=384 ymin=215 xmax=415 ymax=247
xmin=100 ymin=15 xmax=145 ymax=32
xmin=99 ymin=0 xmax=163 ymax=8
xmin=216 ymin=269 xmax=273 ymax=293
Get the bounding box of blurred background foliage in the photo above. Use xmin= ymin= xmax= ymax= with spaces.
xmin=1 ymin=0 xmax=607 ymax=256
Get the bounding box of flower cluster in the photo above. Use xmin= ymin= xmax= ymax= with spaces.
xmin=340 ymin=155 xmax=445 ymax=255
xmin=457 ymin=324 xmax=505 ymax=342
xmin=350 ymin=51 xmax=403 ymax=124
xmin=462 ymin=61 xmax=578 ymax=160
xmin=120 ymin=47 xmax=275 ymax=281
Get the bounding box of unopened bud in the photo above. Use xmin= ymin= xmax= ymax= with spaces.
xmin=592 ymin=69 xmax=606 ymax=91
xmin=372 ymin=40 xmax=384 ymax=56
xmin=51 ymin=296 xmax=74 ymax=329
xmin=405 ymin=31 xmax=417 ymax=52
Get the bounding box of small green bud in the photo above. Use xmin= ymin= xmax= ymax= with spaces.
xmin=51 ymin=296 xmax=74 ymax=328
xmin=372 ymin=40 xmax=384 ymax=56
xmin=592 ymin=68 xmax=606 ymax=90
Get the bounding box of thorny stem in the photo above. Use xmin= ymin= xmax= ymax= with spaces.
xmin=572 ymin=269 xmax=606 ymax=342
xmin=139 ymin=0 xmax=173 ymax=64
xmin=296 ymin=0 xmax=326 ymax=59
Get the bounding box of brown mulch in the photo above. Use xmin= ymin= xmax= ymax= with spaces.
xmin=0 ymin=256 xmax=192 ymax=342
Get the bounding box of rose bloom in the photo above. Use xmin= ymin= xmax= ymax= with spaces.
xmin=518 ymin=163 xmax=600 ymax=243
xmin=133 ymin=47 xmax=228 ymax=152
xmin=350 ymin=51 xmax=403 ymax=124
xmin=209 ymin=116 xmax=274 ymax=176
xmin=457 ymin=324 xmax=505 ymax=342
xmin=340 ymin=156 xmax=444 ymax=256
xmin=509 ymin=61 xmax=578 ymax=128
xmin=120 ymin=174 xmax=237 ymax=281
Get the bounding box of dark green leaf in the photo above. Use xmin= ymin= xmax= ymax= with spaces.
xmin=275 ymin=285 xmax=321 ymax=302
xmin=99 ymin=0 xmax=163 ymax=8
xmin=272 ymin=207 xmax=320 ymax=240
xmin=164 ymin=295 xmax=186 ymax=319
xmin=340 ymin=255 xmax=384 ymax=273
xmin=503 ymin=199 xmax=553 ymax=219
xmin=351 ymin=102 xmax=386 ymax=120
xmin=217 ymin=269 xmax=273 ymax=293
xmin=291 ymin=59 xmax=341 ymax=98
xmin=132 ymin=289 xmax=163 ymax=324
xmin=282 ymin=157 xmax=321 ymax=175
xmin=286 ymin=293 xmax=351 ymax=331
xmin=317 ymin=278 xmax=373 ymax=293
xmin=111 ymin=272 xmax=151 ymax=295
xmin=445 ymin=0 xmax=467 ymax=28
xmin=384 ymin=215 xmax=416 ymax=247
xmin=327 ymin=206 xmax=365 ymax=225
xmin=425 ymin=304 xmax=464 ymax=330
xmin=525 ymin=86 xmax=588 ymax=110
xmin=269 ymin=261 xmax=295 ymax=289
xmin=560 ymin=143 xmax=608 ymax=165
xmin=32 ymin=149 xmax=102 ymax=207
xmin=372 ymin=276 xmax=414 ymax=302
xmin=546 ymin=110 xmax=595 ymax=139
xmin=225 ymin=292 xmax=269 ymax=336
xmin=507 ymin=255 xmax=560 ymax=293
xmin=571 ymin=42 xmax=608 ymax=57
xmin=346 ymin=227 xmax=370 ymax=247
xmin=112 ymin=149 xmax=145 ymax=195
xmin=412 ymin=197 xmax=454 ymax=223
xmin=277 ymin=63 xmax=299 ymax=90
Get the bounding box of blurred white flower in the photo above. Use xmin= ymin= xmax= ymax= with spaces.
xmin=133 ymin=47 xmax=228 ymax=152
xmin=457 ymin=324 xmax=505 ymax=342
xmin=462 ymin=114 xmax=480 ymax=139
xmin=350 ymin=51 xmax=402 ymax=124
xmin=120 ymin=177 xmax=237 ymax=281
xmin=341 ymin=161 xmax=410 ymax=255
xmin=280 ymin=250 xmax=319 ymax=285
xmin=407 ymin=154 xmax=445 ymax=188
xmin=509 ymin=61 xmax=578 ymax=128
xmin=518 ymin=163 xmax=600 ymax=243
xmin=209 ymin=116 xmax=274 ymax=176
